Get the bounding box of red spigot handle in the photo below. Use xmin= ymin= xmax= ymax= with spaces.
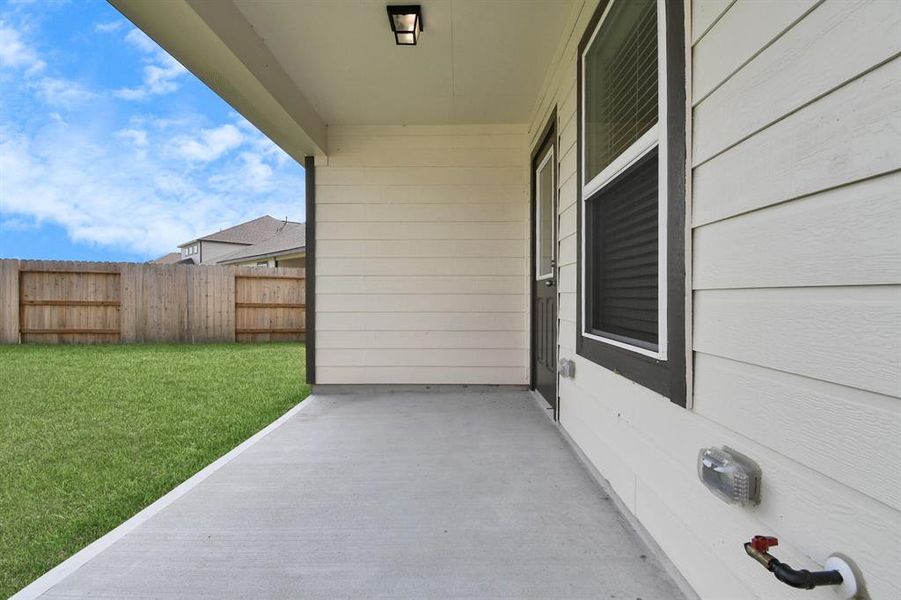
xmin=750 ymin=536 xmax=779 ymax=553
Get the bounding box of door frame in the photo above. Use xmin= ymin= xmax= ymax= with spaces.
xmin=529 ymin=108 xmax=558 ymax=418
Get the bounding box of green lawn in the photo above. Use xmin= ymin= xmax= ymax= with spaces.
xmin=0 ymin=343 xmax=310 ymax=597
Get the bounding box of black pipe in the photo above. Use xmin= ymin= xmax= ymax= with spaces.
xmin=770 ymin=559 xmax=844 ymax=590
xmin=744 ymin=541 xmax=843 ymax=591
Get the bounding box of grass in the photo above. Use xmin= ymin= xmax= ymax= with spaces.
xmin=0 ymin=343 xmax=310 ymax=598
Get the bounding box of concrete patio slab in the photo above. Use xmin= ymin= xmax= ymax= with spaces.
xmin=30 ymin=390 xmax=686 ymax=599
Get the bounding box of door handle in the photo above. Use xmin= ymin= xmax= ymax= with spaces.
xmin=544 ymin=279 xmax=555 ymax=287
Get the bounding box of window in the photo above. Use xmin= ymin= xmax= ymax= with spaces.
xmin=577 ymin=0 xmax=686 ymax=405
xmin=535 ymin=145 xmax=555 ymax=280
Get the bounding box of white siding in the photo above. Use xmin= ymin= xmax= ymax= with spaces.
xmin=315 ymin=125 xmax=529 ymax=385
xmin=531 ymin=1 xmax=901 ymax=599
xmin=199 ymin=240 xmax=247 ymax=264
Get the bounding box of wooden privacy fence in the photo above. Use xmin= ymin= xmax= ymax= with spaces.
xmin=0 ymin=260 xmax=305 ymax=344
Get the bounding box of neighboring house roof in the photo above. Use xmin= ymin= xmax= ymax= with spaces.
xmin=150 ymin=252 xmax=182 ymax=264
xmin=215 ymin=221 xmax=305 ymax=264
xmin=179 ymin=216 xmax=300 ymax=247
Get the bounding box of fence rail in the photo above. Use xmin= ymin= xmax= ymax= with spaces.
xmin=0 ymin=259 xmax=305 ymax=344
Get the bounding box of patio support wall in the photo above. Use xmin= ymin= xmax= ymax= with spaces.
xmin=531 ymin=1 xmax=901 ymax=598
xmin=313 ymin=124 xmax=530 ymax=385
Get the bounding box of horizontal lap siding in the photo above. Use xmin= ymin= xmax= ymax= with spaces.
xmin=693 ymin=173 xmax=901 ymax=288
xmin=694 ymin=1 xmax=901 ymax=596
xmin=315 ymin=125 xmax=529 ymax=385
xmin=316 ymin=275 xmax=525 ymax=295
xmin=693 ymin=57 xmax=901 ymax=226
xmin=533 ymin=1 xmax=901 ymax=598
xmin=694 ymin=287 xmax=901 ymax=397
xmin=692 ymin=0 xmax=900 ymax=164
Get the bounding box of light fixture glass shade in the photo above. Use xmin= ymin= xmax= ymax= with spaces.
xmin=395 ymin=31 xmax=417 ymax=45
xmin=387 ymin=5 xmax=423 ymax=45
xmin=391 ymin=13 xmax=417 ymax=31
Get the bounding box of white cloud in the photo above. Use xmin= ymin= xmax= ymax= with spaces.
xmin=239 ymin=152 xmax=274 ymax=186
xmin=0 ymin=124 xmax=199 ymax=254
xmin=114 ymin=29 xmax=187 ymax=100
xmin=94 ymin=21 xmax=123 ymax=33
xmin=208 ymin=151 xmax=275 ymax=194
xmin=143 ymin=54 xmax=187 ymax=94
xmin=0 ymin=119 xmax=304 ymax=257
xmin=122 ymin=28 xmax=157 ymax=53
xmin=0 ymin=20 xmax=45 ymax=72
xmin=145 ymin=115 xmax=196 ymax=130
xmin=32 ymin=77 xmax=96 ymax=107
xmin=0 ymin=216 xmax=38 ymax=231
xmin=0 ymin=21 xmax=94 ymax=110
xmin=115 ymin=128 xmax=148 ymax=148
xmin=167 ymin=124 xmax=243 ymax=163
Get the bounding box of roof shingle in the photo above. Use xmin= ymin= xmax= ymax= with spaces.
xmin=180 ymin=216 xmax=299 ymax=246
xmin=215 ymin=222 xmax=305 ymax=264
xmin=149 ymin=252 xmax=182 ymax=264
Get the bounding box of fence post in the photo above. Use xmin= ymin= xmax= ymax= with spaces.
xmin=0 ymin=259 xmax=20 ymax=343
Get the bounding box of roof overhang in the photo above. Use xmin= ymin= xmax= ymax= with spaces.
xmin=217 ymin=246 xmax=306 ymax=265
xmin=110 ymin=0 xmax=327 ymax=160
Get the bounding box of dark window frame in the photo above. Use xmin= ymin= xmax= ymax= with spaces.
xmin=576 ymin=0 xmax=687 ymax=407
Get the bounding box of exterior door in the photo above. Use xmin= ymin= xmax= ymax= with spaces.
xmin=532 ymin=126 xmax=557 ymax=414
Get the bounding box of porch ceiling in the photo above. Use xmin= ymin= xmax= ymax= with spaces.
xmin=233 ymin=0 xmax=576 ymax=126
xmin=111 ymin=0 xmax=576 ymax=159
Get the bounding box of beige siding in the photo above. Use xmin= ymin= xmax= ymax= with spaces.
xmin=532 ymin=1 xmax=901 ymax=598
xmin=315 ymin=125 xmax=529 ymax=385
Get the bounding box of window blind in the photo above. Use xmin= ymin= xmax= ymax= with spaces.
xmin=584 ymin=0 xmax=658 ymax=183
xmin=587 ymin=149 xmax=658 ymax=349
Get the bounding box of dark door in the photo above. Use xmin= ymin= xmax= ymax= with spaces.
xmin=532 ymin=126 xmax=557 ymax=414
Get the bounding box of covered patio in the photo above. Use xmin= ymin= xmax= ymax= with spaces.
xmin=20 ymin=0 xmax=896 ymax=597
xmin=21 ymin=391 xmax=684 ymax=599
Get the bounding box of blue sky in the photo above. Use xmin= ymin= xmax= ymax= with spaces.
xmin=0 ymin=0 xmax=305 ymax=262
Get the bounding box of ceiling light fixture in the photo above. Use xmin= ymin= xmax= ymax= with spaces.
xmin=387 ymin=5 xmax=423 ymax=46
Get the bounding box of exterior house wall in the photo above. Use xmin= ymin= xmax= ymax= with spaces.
xmin=199 ymin=240 xmax=248 ymax=264
xmin=314 ymin=124 xmax=530 ymax=385
xmin=529 ymin=1 xmax=901 ymax=599
xmin=231 ymin=256 xmax=304 ymax=268
xmin=179 ymin=243 xmax=199 ymax=262
xmin=220 ymin=252 xmax=305 ymax=268
xmin=275 ymin=256 xmax=304 ymax=268
xmin=234 ymin=257 xmax=275 ymax=267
